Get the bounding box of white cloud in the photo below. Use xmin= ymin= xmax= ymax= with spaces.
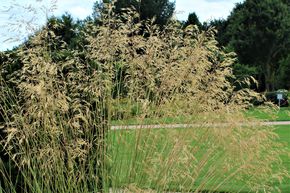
xmin=175 ymin=0 xmax=244 ymax=22
xmin=67 ymin=6 xmax=92 ymax=19
xmin=54 ymin=0 xmax=95 ymax=19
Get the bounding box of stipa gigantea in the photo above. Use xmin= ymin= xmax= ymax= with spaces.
xmin=85 ymin=5 xmax=288 ymax=193
xmin=1 ymin=5 xmax=110 ymax=192
xmin=0 ymin=1 xmax=289 ymax=193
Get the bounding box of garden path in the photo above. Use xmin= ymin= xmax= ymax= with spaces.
xmin=111 ymin=121 xmax=290 ymax=130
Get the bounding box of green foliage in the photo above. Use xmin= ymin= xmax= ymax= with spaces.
xmin=184 ymin=12 xmax=202 ymax=29
xmin=46 ymin=13 xmax=80 ymax=49
xmin=233 ymin=63 xmax=258 ymax=80
xmin=276 ymin=54 xmax=290 ymax=89
xmin=232 ymin=63 xmax=259 ymax=90
xmin=205 ymin=19 xmax=229 ymax=47
xmin=0 ymin=50 xmax=23 ymax=81
xmin=93 ymin=0 xmax=175 ymax=26
xmin=225 ymin=0 xmax=290 ymax=91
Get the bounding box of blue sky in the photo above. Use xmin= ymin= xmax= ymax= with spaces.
xmin=0 ymin=0 xmax=244 ymax=51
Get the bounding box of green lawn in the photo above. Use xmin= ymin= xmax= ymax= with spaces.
xmin=245 ymin=107 xmax=290 ymax=121
xmin=273 ymin=125 xmax=290 ymax=192
xmin=111 ymin=107 xmax=290 ymax=126
xmin=108 ymin=125 xmax=290 ymax=192
xmin=109 ymin=107 xmax=290 ymax=192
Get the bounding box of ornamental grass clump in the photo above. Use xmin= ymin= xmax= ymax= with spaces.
xmin=0 ymin=1 xmax=289 ymax=193
xmin=1 ymin=27 xmax=111 ymax=192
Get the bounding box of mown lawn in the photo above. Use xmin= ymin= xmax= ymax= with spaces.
xmin=108 ymin=125 xmax=290 ymax=192
xmin=273 ymin=125 xmax=290 ymax=192
xmin=109 ymin=107 xmax=290 ymax=192
xmin=245 ymin=107 xmax=290 ymax=121
xmin=111 ymin=107 xmax=290 ymax=126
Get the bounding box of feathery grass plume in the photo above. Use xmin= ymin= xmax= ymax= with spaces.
xmin=0 ymin=1 xmax=289 ymax=192
xmin=1 ymin=19 xmax=111 ymax=193
xmin=85 ymin=4 xmax=288 ymax=193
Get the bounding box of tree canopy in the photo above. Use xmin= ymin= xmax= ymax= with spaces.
xmin=224 ymin=0 xmax=290 ymax=91
xmin=184 ymin=12 xmax=202 ymax=29
xmin=93 ymin=0 xmax=175 ymax=26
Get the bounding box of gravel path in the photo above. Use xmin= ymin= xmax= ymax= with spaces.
xmin=111 ymin=121 xmax=290 ymax=130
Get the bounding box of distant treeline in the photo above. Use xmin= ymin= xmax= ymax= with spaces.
xmin=1 ymin=0 xmax=290 ymax=92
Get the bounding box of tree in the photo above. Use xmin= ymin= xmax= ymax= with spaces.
xmin=276 ymin=54 xmax=290 ymax=89
xmin=225 ymin=0 xmax=290 ymax=91
xmin=205 ymin=19 xmax=229 ymax=47
xmin=184 ymin=12 xmax=202 ymax=29
xmin=46 ymin=13 xmax=81 ymax=49
xmin=93 ymin=0 xmax=175 ymax=27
